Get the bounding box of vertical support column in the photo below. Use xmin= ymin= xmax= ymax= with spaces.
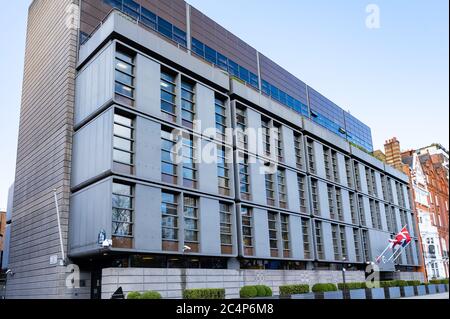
xmin=186 ymin=3 xmax=192 ymax=53
xmin=256 ymin=52 xmax=262 ymax=92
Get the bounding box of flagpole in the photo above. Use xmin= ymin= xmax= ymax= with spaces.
xmin=53 ymin=189 xmax=66 ymax=265
xmin=391 ymin=242 xmax=411 ymax=263
xmin=376 ymin=243 xmax=393 ymax=263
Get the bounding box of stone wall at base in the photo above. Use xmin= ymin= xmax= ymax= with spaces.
xmin=101 ymin=268 xmax=366 ymax=299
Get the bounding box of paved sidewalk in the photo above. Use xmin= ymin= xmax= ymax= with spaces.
xmin=401 ymin=293 xmax=449 ymax=299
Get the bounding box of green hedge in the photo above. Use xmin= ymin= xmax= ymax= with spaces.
xmin=240 ymin=286 xmax=257 ymax=298
xmin=429 ymin=279 xmax=449 ymax=285
xmin=378 ymin=280 xmax=410 ymax=288
xmin=183 ymin=288 xmax=225 ymax=299
xmin=312 ymin=283 xmax=337 ymax=293
xmin=337 ymin=282 xmax=366 ymax=290
xmin=279 ymin=284 xmax=310 ymax=296
xmin=127 ymin=291 xmax=142 ymax=299
xmin=239 ymin=285 xmax=272 ymax=298
xmin=127 ymin=291 xmax=162 ymax=299
xmin=141 ymin=291 xmax=162 ymax=299
xmin=406 ymin=280 xmax=421 ymax=286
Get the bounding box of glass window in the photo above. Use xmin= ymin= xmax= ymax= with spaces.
xmin=277 ymin=169 xmax=287 ymax=208
xmin=241 ymin=207 xmax=253 ymax=249
xmin=113 ymin=114 xmax=134 ymax=168
xmin=294 ymin=133 xmax=304 ymax=170
xmin=161 ymin=70 xmax=177 ymax=122
xmin=239 ymin=153 xmax=250 ymax=199
xmin=217 ymin=146 xmax=230 ymax=195
xmin=297 ymin=174 xmax=307 ymax=213
xmin=161 ymin=128 xmax=178 ymax=184
xmin=268 ymin=212 xmax=278 ymax=253
xmin=182 ymin=134 xmax=197 ymax=188
xmin=215 ymin=96 xmax=227 ymax=141
xmin=315 ymin=221 xmax=324 ymax=259
xmin=112 ymin=182 xmax=133 ymax=238
xmin=162 ymin=191 xmax=178 ymax=241
xmin=115 ymin=48 xmax=135 ymax=106
xmin=281 ymin=214 xmax=290 ymax=256
xmin=302 ymin=218 xmax=311 ymax=259
xmin=220 ymin=203 xmax=233 ymax=246
xmin=181 ymin=79 xmax=196 ymax=129
xmin=183 ymin=196 xmax=198 ymax=243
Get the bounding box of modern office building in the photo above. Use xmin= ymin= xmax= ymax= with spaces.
xmin=7 ymin=0 xmax=422 ymax=299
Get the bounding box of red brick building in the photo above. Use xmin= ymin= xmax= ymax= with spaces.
xmin=419 ymin=153 xmax=449 ymax=277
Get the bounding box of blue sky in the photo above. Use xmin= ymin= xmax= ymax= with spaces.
xmin=0 ymin=0 xmax=448 ymax=209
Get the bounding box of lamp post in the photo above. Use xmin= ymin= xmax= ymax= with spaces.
xmin=342 ymin=257 xmax=347 ymax=299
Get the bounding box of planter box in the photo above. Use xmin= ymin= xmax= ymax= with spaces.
xmin=347 ymin=289 xmax=366 ymax=299
xmin=323 ymin=291 xmax=344 ymax=299
xmin=366 ymin=288 xmax=385 ymax=299
xmin=415 ymin=285 xmax=427 ymax=296
xmin=384 ymin=287 xmax=401 ymax=299
xmin=437 ymin=284 xmax=446 ymax=293
xmin=291 ymin=293 xmax=315 ymax=299
xmin=427 ymin=284 xmax=437 ymax=294
xmin=401 ymin=286 xmax=415 ymax=297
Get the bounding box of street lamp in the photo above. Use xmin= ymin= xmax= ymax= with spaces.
xmin=342 ymin=257 xmax=347 ymax=299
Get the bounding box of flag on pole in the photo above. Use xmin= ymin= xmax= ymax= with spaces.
xmin=389 ymin=226 xmax=411 ymax=249
xmin=375 ymin=226 xmax=411 ymax=264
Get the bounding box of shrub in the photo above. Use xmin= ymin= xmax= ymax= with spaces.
xmin=255 ymin=285 xmax=267 ymax=297
xmin=240 ymin=286 xmax=258 ymax=298
xmin=312 ymin=283 xmax=337 ymax=293
xmin=263 ymin=286 xmax=273 ymax=297
xmin=279 ymin=284 xmax=310 ymax=296
xmin=127 ymin=291 xmax=141 ymax=299
xmin=337 ymin=282 xmax=366 ymax=290
xmin=239 ymin=285 xmax=271 ymax=298
xmin=183 ymin=288 xmax=225 ymax=299
xmin=406 ymin=280 xmax=420 ymax=286
xmin=141 ymin=291 xmax=162 ymax=299
xmin=379 ymin=281 xmax=394 ymax=288
xmin=430 ymin=279 xmax=449 ymax=285
xmin=394 ymin=280 xmax=408 ymax=287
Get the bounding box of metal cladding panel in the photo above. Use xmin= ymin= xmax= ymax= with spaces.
xmin=190 ymin=6 xmax=258 ymax=75
xmin=75 ymin=42 xmax=114 ymax=126
xmin=198 ymin=197 xmax=221 ymax=255
xmin=289 ymin=214 xmax=303 ymax=259
xmin=259 ymin=53 xmax=308 ymax=106
xmin=7 ymin=0 xmax=78 ymax=299
xmin=71 ymin=109 xmax=113 ymax=188
xmin=69 ymin=178 xmax=112 ymax=255
xmin=253 ymin=208 xmax=270 ymax=258
xmin=135 ymin=54 xmax=161 ymax=118
xmin=345 ymin=226 xmax=357 ymax=263
xmin=134 ymin=184 xmax=162 ymax=251
xmin=134 ymin=117 xmax=161 ymax=181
